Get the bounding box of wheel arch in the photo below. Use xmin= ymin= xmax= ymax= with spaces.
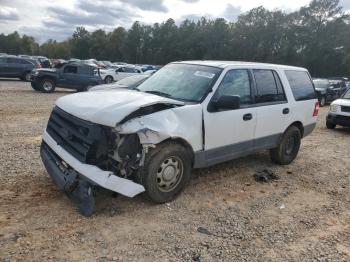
xmin=155 ymin=137 xmax=195 ymax=166
xmin=287 ymin=121 xmax=304 ymax=138
xmin=38 ymin=75 xmax=57 ymax=84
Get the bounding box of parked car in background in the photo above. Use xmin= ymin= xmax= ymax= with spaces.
xmin=100 ymin=66 xmax=143 ymax=83
xmin=35 ymin=56 xmax=51 ymax=68
xmin=313 ymin=78 xmax=341 ymax=106
xmin=89 ymin=74 xmax=150 ymax=91
xmin=30 ymin=62 xmax=103 ymax=92
xmin=326 ymin=88 xmax=350 ymax=129
xmin=40 ymin=61 xmax=318 ymax=216
xmin=0 ymin=55 xmax=39 ymax=81
xmin=329 ymin=77 xmax=348 ymax=93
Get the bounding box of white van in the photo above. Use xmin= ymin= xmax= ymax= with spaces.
xmin=40 ymin=61 xmax=319 ymax=216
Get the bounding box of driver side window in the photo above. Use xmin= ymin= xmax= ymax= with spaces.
xmin=63 ymin=66 xmax=78 ymax=74
xmin=217 ymin=69 xmax=252 ymax=105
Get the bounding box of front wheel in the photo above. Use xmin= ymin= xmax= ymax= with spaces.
xmin=31 ymin=82 xmax=40 ymax=91
xmin=39 ymin=78 xmax=56 ymax=93
xmin=137 ymin=142 xmax=192 ymax=203
xmin=326 ymin=121 xmax=336 ymax=129
xmin=270 ymin=126 xmax=301 ymax=165
xmin=104 ymin=75 xmax=113 ymax=84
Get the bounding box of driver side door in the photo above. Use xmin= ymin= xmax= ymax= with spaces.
xmin=203 ymin=69 xmax=257 ymax=166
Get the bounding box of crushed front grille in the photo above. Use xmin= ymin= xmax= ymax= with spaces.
xmin=46 ymin=107 xmax=108 ymax=164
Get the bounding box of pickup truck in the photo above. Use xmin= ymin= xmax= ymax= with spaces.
xmin=30 ymin=62 xmax=103 ymax=92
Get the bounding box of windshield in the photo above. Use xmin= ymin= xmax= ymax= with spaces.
xmin=343 ymin=89 xmax=350 ymax=99
xmin=137 ymin=63 xmax=222 ymax=102
xmin=117 ymin=75 xmax=149 ymax=87
xmin=313 ymin=80 xmax=329 ymax=89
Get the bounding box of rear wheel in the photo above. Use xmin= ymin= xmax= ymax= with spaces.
xmin=270 ymin=126 xmax=301 ymax=165
xmin=20 ymin=72 xmax=31 ymax=81
xmin=319 ymin=96 xmax=326 ymax=107
xmin=137 ymin=142 xmax=192 ymax=203
xmin=326 ymin=121 xmax=336 ymax=129
xmin=39 ymin=78 xmax=55 ymax=93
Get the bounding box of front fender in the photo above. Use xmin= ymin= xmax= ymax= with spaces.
xmin=115 ymin=104 xmax=203 ymax=151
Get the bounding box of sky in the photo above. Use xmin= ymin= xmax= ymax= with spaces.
xmin=0 ymin=0 xmax=349 ymax=43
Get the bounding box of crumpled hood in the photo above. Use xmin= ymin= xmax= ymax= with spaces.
xmin=55 ymin=89 xmax=184 ymax=127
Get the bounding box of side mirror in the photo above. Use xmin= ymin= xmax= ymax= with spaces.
xmin=213 ymin=95 xmax=240 ymax=110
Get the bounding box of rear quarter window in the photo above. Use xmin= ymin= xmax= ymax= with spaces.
xmin=285 ymin=70 xmax=316 ymax=101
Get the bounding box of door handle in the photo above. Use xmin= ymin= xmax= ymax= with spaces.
xmin=243 ymin=113 xmax=253 ymax=121
xmin=283 ymin=108 xmax=290 ymax=114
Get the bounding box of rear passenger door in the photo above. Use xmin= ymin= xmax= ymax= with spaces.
xmin=7 ymin=58 xmax=23 ymax=76
xmin=252 ymin=69 xmax=289 ymax=148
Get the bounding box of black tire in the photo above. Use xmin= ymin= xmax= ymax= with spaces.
xmin=137 ymin=142 xmax=192 ymax=203
xmin=104 ymin=75 xmax=113 ymax=84
xmin=31 ymin=82 xmax=40 ymax=91
xmin=326 ymin=121 xmax=336 ymax=129
xmin=319 ymin=96 xmax=326 ymax=107
xmin=270 ymin=126 xmax=301 ymax=165
xmin=39 ymin=78 xmax=55 ymax=93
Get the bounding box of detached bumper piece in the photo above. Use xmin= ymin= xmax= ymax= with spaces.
xmin=327 ymin=113 xmax=350 ymax=127
xmin=41 ymin=130 xmax=145 ymax=216
xmin=41 ymin=142 xmax=96 ymax=216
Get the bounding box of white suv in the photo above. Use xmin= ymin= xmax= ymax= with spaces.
xmin=326 ymin=88 xmax=350 ymax=129
xmin=40 ymin=61 xmax=319 ymax=216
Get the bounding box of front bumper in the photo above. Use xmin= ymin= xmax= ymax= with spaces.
xmin=327 ymin=113 xmax=350 ymax=127
xmin=41 ymin=130 xmax=145 ymax=216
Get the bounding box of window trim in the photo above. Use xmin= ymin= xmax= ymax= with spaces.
xmin=207 ymin=68 xmax=255 ymax=113
xmin=251 ymin=69 xmax=288 ymax=106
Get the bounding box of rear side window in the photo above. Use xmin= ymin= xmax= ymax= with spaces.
xmin=285 ymin=70 xmax=316 ymax=101
xmin=79 ymin=66 xmax=94 ymax=75
xmin=8 ymin=58 xmax=20 ymax=64
xmin=253 ymin=69 xmax=286 ymax=103
xmin=21 ymin=59 xmax=32 ymax=65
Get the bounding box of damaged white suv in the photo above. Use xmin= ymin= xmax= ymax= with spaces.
xmin=41 ymin=61 xmax=319 ymax=216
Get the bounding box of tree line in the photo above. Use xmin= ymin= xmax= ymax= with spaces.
xmin=0 ymin=0 xmax=349 ymax=77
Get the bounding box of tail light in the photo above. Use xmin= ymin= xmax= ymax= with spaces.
xmin=313 ymin=101 xmax=320 ymax=117
xmin=36 ymin=63 xmax=42 ymax=69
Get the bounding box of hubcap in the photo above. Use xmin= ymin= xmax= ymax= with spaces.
xmin=43 ymin=81 xmax=53 ymax=91
xmin=156 ymin=156 xmax=183 ymax=192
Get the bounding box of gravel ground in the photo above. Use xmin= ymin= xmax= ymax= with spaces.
xmin=1 ymin=79 xmax=350 ymax=262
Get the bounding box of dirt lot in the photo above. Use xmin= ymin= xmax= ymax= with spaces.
xmin=0 ymin=79 xmax=350 ymax=262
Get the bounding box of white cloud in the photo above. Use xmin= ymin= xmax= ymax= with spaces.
xmin=0 ymin=6 xmax=19 ymax=21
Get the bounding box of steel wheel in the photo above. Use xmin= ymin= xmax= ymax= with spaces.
xmin=156 ymin=156 xmax=183 ymax=192
xmin=43 ymin=81 xmax=53 ymax=91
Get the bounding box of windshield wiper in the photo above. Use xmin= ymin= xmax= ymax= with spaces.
xmin=144 ymin=90 xmax=173 ymax=98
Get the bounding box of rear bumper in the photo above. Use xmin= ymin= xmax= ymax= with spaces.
xmin=41 ymin=130 xmax=145 ymax=216
xmin=327 ymin=113 xmax=350 ymax=127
